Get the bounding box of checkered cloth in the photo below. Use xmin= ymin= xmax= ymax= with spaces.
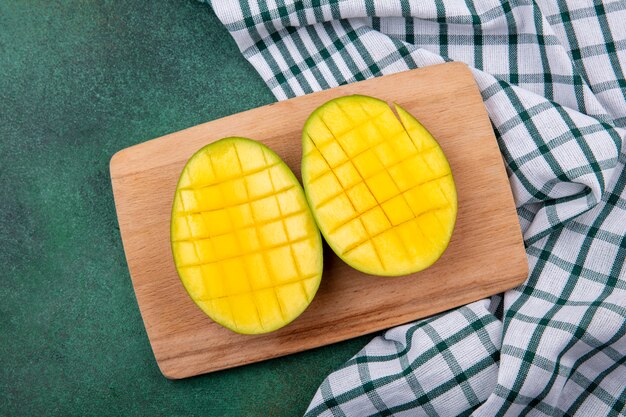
xmin=205 ymin=0 xmax=626 ymax=415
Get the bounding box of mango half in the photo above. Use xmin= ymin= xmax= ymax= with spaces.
xmin=301 ymin=95 xmax=457 ymax=276
xmin=171 ymin=137 xmax=323 ymax=334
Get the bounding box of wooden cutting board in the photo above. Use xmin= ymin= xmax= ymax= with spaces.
xmin=110 ymin=62 xmax=527 ymax=379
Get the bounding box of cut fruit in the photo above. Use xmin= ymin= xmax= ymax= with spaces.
xmin=171 ymin=137 xmax=323 ymax=334
xmin=301 ymin=95 xmax=457 ymax=276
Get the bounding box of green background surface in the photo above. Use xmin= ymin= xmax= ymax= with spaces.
xmin=0 ymin=1 xmax=370 ymax=415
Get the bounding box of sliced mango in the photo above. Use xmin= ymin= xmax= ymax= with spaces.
xmin=171 ymin=137 xmax=323 ymax=334
xmin=301 ymin=95 xmax=457 ymax=276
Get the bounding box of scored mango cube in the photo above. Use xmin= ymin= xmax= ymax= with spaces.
xmin=302 ymin=95 xmax=457 ymax=276
xmin=171 ymin=137 xmax=323 ymax=334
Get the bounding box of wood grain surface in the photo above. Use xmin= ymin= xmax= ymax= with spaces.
xmin=110 ymin=62 xmax=527 ymax=379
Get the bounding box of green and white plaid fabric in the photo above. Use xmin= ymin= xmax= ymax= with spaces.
xmin=205 ymin=0 xmax=625 ymax=415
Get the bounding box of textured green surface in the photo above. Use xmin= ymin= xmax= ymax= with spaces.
xmin=0 ymin=1 xmax=369 ymax=415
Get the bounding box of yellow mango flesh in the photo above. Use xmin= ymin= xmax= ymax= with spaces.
xmin=171 ymin=137 xmax=323 ymax=334
xmin=301 ymin=95 xmax=457 ymax=276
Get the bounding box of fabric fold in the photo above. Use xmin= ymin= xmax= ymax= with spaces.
xmin=304 ymin=299 xmax=502 ymax=417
